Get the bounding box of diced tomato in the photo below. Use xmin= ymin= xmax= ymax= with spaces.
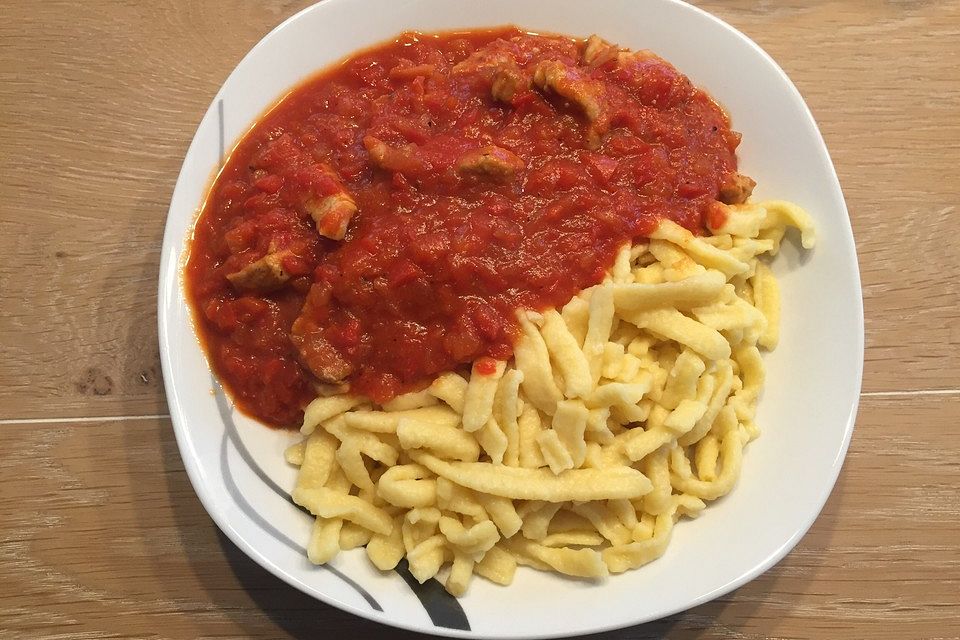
xmin=472 ymin=304 xmax=502 ymax=341
xmin=328 ymin=316 xmax=361 ymax=349
xmin=583 ymin=153 xmax=618 ymax=185
xmin=707 ymin=201 xmax=728 ymax=230
xmin=387 ymin=259 xmax=423 ymax=286
xmin=474 ymin=357 xmax=498 ymax=376
xmin=254 ymin=174 xmax=284 ymax=193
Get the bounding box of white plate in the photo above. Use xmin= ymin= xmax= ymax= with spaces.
xmin=158 ymin=1 xmax=863 ymax=637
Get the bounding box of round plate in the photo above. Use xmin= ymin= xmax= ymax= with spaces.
xmin=158 ymin=1 xmax=863 ymax=637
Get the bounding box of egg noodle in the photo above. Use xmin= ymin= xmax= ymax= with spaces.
xmin=284 ymin=199 xmax=815 ymax=595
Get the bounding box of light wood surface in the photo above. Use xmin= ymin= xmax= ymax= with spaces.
xmin=1 ymin=1 xmax=957 ymax=638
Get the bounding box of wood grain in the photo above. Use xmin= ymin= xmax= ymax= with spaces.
xmin=1 ymin=1 xmax=959 ymax=638
xmin=1 ymin=397 xmax=957 ymax=639
xmin=1 ymin=0 xmax=959 ymax=421
xmin=704 ymin=0 xmax=960 ymax=395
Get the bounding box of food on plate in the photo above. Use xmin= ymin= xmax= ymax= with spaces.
xmin=184 ymin=28 xmax=815 ymax=594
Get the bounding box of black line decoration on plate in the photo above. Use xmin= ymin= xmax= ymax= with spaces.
xmin=211 ymin=99 xmax=469 ymax=630
xmin=215 ymin=377 xmax=383 ymax=612
xmin=214 ymin=379 xmax=471 ymax=629
xmin=394 ymin=558 xmax=473 ymax=630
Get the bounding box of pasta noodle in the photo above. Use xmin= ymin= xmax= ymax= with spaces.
xmin=286 ymin=200 xmax=814 ymax=595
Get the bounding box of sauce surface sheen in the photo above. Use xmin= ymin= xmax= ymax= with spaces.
xmin=186 ymin=28 xmax=743 ymax=427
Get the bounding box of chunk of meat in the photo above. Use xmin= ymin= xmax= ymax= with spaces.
xmin=290 ymin=282 xmax=355 ymax=384
xmin=226 ymin=250 xmax=292 ymax=292
xmin=452 ymin=48 xmax=515 ymax=76
xmin=304 ymin=192 xmax=357 ymax=240
xmin=718 ymin=172 xmax=756 ymax=205
xmin=582 ymin=35 xmax=657 ymax=70
xmin=532 ymin=60 xmax=603 ymax=122
xmin=532 ymin=60 xmax=610 ymax=148
xmin=491 ymin=63 xmax=527 ymax=102
xmin=617 ymin=49 xmax=658 ymax=65
xmin=453 ymin=47 xmax=529 ymax=103
xmin=389 ymin=63 xmax=435 ymax=80
xmin=582 ymin=35 xmax=619 ymax=68
xmin=363 ymin=135 xmax=428 ymax=175
xmin=252 ymin=135 xmax=358 ymax=240
xmin=291 ymin=331 xmax=354 ymax=383
xmin=456 ymin=145 xmax=525 ymax=181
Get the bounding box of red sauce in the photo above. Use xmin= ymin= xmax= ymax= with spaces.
xmin=186 ymin=28 xmax=744 ymax=428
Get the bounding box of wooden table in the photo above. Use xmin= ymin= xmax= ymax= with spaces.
xmin=2 ymin=1 xmax=958 ymax=638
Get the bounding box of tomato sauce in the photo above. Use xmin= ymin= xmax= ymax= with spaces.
xmin=186 ymin=28 xmax=744 ymax=428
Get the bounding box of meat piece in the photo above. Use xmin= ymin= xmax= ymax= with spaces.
xmin=290 ymin=283 xmax=354 ymax=384
xmin=293 ymin=165 xmax=356 ymax=240
xmin=532 ymin=60 xmax=610 ymax=148
xmin=291 ymin=331 xmax=354 ymax=383
xmin=304 ymin=192 xmax=357 ymax=240
xmin=389 ymin=63 xmax=436 ymax=80
xmin=453 ymin=47 xmax=529 ymax=103
xmin=582 ymin=35 xmax=605 ymax=64
xmin=491 ymin=63 xmax=527 ymax=102
xmin=226 ymin=250 xmax=292 ymax=292
xmin=456 ymin=145 xmax=525 ymax=181
xmin=532 ymin=60 xmax=603 ymax=122
xmin=718 ymin=173 xmax=756 ymax=205
xmin=363 ymin=135 xmax=427 ymax=175
xmin=452 ymin=48 xmax=515 ymax=76
xmin=617 ymin=49 xmax=658 ymax=65
xmin=582 ymin=35 xmax=656 ymax=70
xmin=253 ymin=135 xmax=358 ymax=240
xmin=582 ymin=35 xmax=619 ymax=67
